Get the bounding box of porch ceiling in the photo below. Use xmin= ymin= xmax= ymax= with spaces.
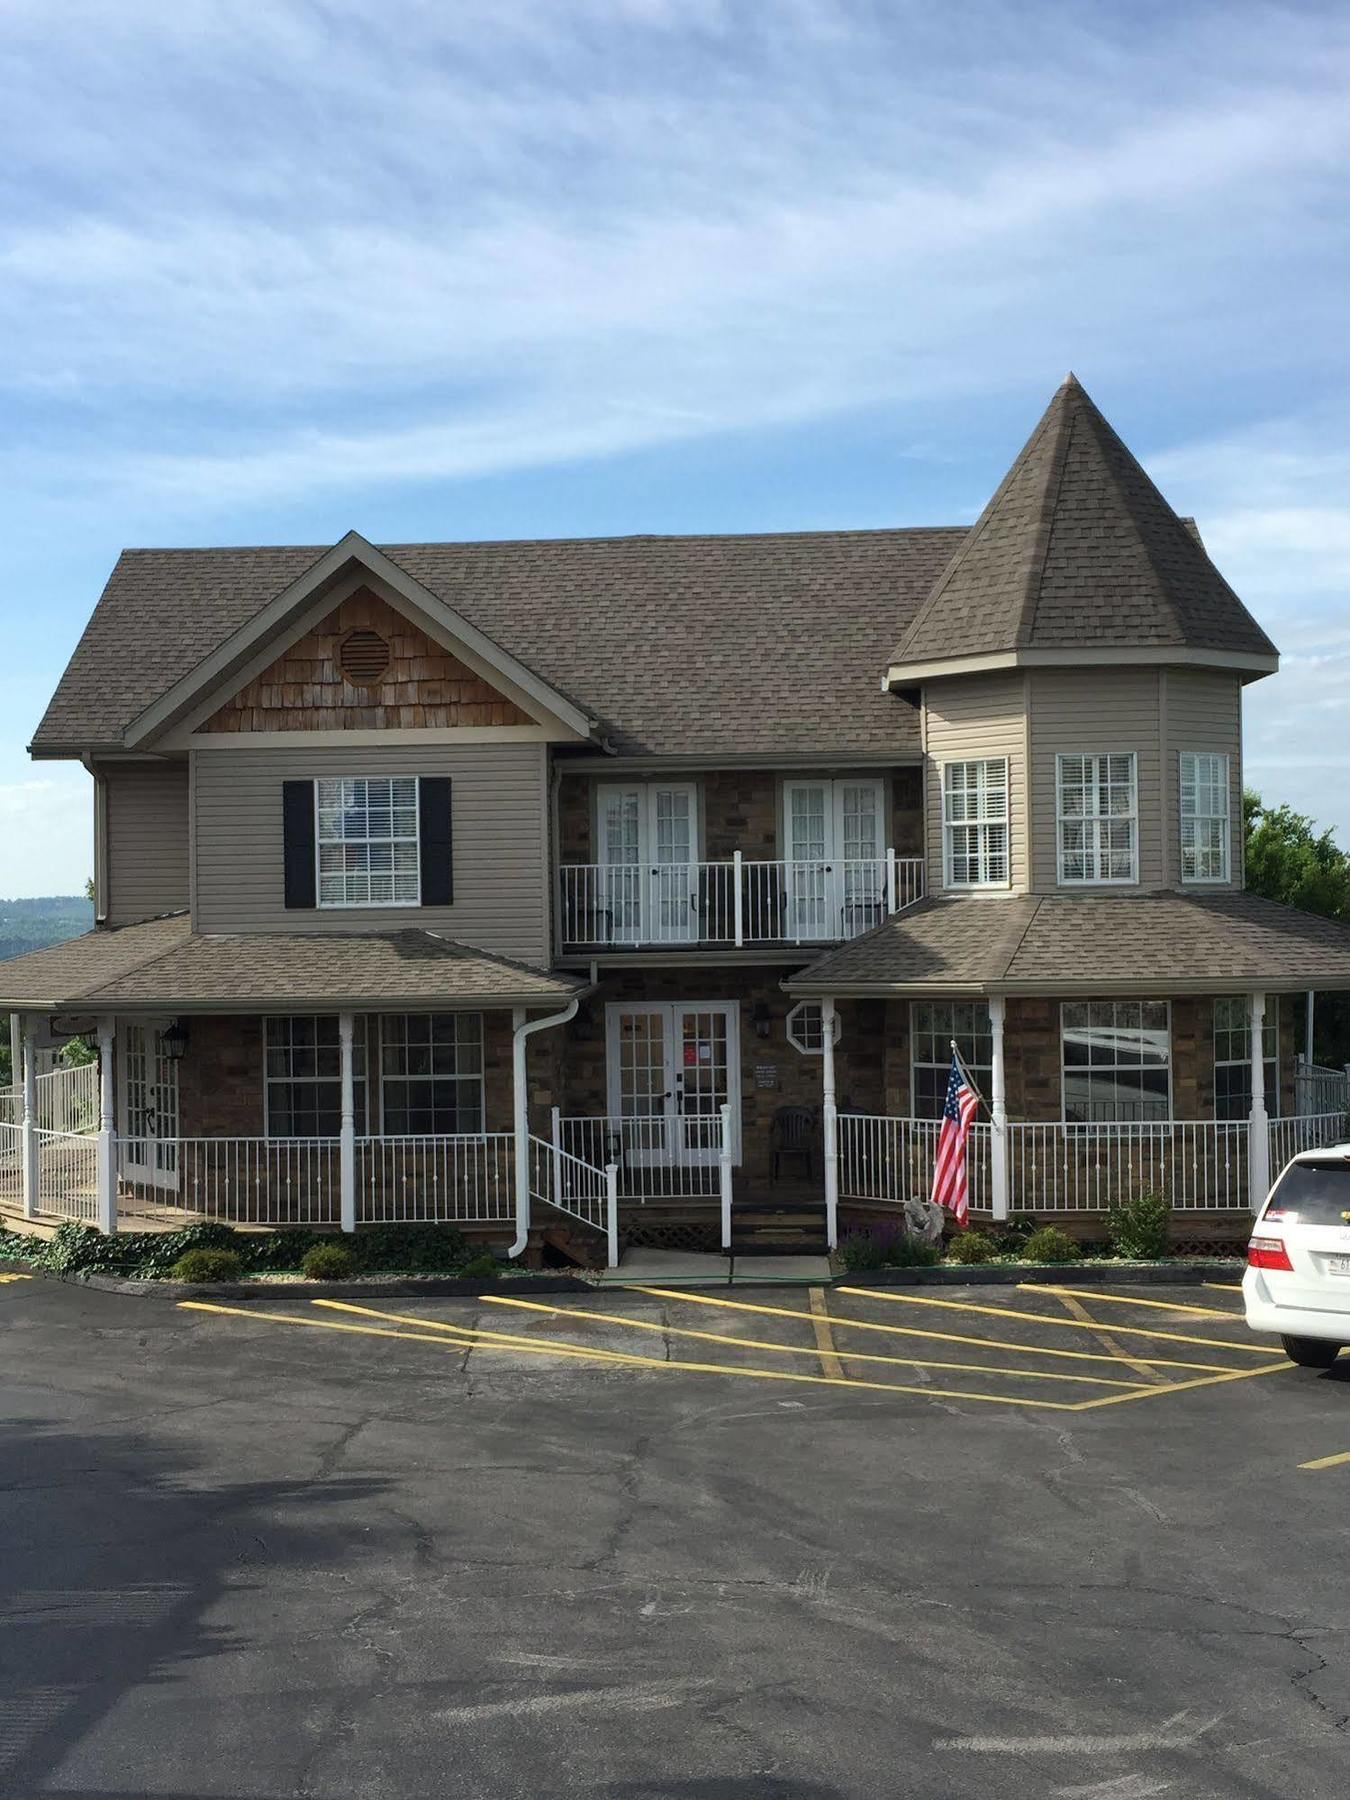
xmin=785 ymin=891 xmax=1350 ymax=998
xmin=0 ymin=913 xmax=584 ymax=1014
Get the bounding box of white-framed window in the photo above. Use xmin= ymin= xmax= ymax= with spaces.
xmin=316 ymin=776 xmax=420 ymax=908
xmin=911 ymin=1001 xmax=992 ymax=1118
xmin=1213 ymin=996 xmax=1278 ymax=1121
xmin=1180 ymin=752 xmax=1230 ymax=883
xmin=264 ymin=1016 xmax=368 ymax=1138
xmin=942 ymin=759 xmax=1009 ymax=888
xmin=1061 ymin=1000 xmax=1170 ymax=1123
xmin=379 ymin=1013 xmax=484 ymax=1135
xmin=1056 ymin=754 xmax=1138 ymax=884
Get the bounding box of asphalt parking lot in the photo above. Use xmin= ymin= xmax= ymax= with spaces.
xmin=2 ymin=1272 xmax=1348 ymax=1798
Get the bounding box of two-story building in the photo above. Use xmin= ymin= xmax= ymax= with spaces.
xmin=5 ymin=375 xmax=1350 ymax=1260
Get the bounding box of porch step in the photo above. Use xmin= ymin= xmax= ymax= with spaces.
xmin=730 ymin=1200 xmax=829 ymax=1257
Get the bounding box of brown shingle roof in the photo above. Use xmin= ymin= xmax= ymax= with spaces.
xmin=788 ymin=892 xmax=1350 ymax=995
xmin=888 ymin=376 xmax=1278 ymax=671
xmin=32 ymin=528 xmax=967 ymax=759
xmin=0 ymin=914 xmax=583 ymax=1012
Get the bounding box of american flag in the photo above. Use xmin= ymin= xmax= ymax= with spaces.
xmin=930 ymin=1053 xmax=980 ymax=1226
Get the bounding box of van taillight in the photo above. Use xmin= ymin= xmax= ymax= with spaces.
xmin=1248 ymin=1236 xmax=1294 ymax=1272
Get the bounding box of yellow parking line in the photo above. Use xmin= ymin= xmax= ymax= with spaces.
xmin=1046 ymin=1290 xmax=1165 ymax=1385
xmin=1203 ymin=1282 xmax=1244 ymax=1296
xmin=1300 ymin=1449 xmax=1350 ymax=1471
xmin=1027 ymin=1284 xmax=1238 ymax=1321
xmin=809 ymin=1287 xmax=845 ymax=1380
xmin=628 ymin=1285 xmax=1236 ymax=1373
xmin=312 ymin=1300 xmax=1087 ymax=1409
xmin=1074 ymin=1359 xmax=1290 ymax=1410
xmin=842 ymin=1288 xmax=1277 ymax=1356
xmin=475 ymin=1293 xmax=1144 ymax=1387
xmin=0 ymin=1272 xmax=32 ymax=1284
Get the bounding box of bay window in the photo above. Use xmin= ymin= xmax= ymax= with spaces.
xmin=1180 ymin=752 xmax=1230 ymax=883
xmin=1057 ymin=754 xmax=1138 ymax=884
xmin=942 ymin=759 xmax=1009 ymax=887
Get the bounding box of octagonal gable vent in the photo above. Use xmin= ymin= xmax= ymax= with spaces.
xmin=338 ymin=629 xmax=391 ymax=685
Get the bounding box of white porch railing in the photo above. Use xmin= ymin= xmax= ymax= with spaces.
xmin=118 ymin=1137 xmax=343 ymax=1227
xmin=838 ymin=1114 xmax=993 ymax=1216
xmin=557 ymin=1109 xmax=726 ymax=1203
xmin=1269 ymin=1112 xmax=1349 ymax=1179
xmin=0 ymin=1118 xmax=25 ymax=1211
xmin=355 ymin=1133 xmax=515 ymax=1225
xmin=530 ymin=1134 xmax=618 ymax=1264
xmin=559 ymin=854 xmax=924 ymax=951
xmin=1294 ymin=1059 xmax=1350 ymax=1118
xmin=36 ymin=1128 xmax=100 ymax=1223
xmin=0 ymin=1063 xmax=98 ymax=1134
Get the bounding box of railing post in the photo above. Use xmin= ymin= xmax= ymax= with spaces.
xmin=20 ymin=1017 xmax=37 ymax=1220
xmin=732 ymin=850 xmax=744 ymax=948
xmin=718 ymin=1101 xmax=734 ymax=1251
xmin=989 ymin=996 xmax=1009 ymax=1220
xmin=96 ymin=1016 xmax=117 ymax=1234
xmin=886 ymin=847 xmax=898 ymax=915
xmin=550 ymin=1105 xmax=563 ymax=1207
xmin=821 ymin=997 xmax=838 ymax=1250
xmin=338 ymin=1011 xmax=356 ymax=1233
xmin=605 ymin=1162 xmax=620 ymax=1269
xmin=1248 ymin=991 xmax=1271 ymax=1211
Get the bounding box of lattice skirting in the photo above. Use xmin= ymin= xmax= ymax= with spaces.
xmin=622 ymin=1219 xmax=722 ymax=1253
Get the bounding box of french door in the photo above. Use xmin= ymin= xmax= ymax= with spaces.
xmin=605 ymin=1002 xmax=740 ymax=1165
xmin=118 ymin=1021 xmax=180 ymax=1191
xmin=783 ymin=779 xmax=886 ymax=940
xmin=597 ymin=784 xmax=699 ymax=945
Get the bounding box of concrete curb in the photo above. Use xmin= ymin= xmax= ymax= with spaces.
xmin=839 ymin=1259 xmax=1243 ymax=1289
xmin=0 ymin=1258 xmax=594 ymax=1301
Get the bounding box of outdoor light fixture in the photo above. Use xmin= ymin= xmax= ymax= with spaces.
xmin=161 ymin=1019 xmax=190 ymax=1062
xmin=751 ymin=1002 xmax=772 ymax=1040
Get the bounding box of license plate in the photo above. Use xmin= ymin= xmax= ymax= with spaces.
xmin=1327 ymin=1257 xmax=1350 ymax=1276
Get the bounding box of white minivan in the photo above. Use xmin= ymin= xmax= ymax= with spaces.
xmin=1244 ymin=1145 xmax=1350 ymax=1367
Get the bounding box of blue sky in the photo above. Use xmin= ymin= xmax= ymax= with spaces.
xmin=2 ymin=0 xmax=1348 ymax=896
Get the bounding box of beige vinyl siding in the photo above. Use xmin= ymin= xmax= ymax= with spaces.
xmin=1027 ymin=669 xmax=1164 ymax=891
xmin=101 ymin=760 xmax=191 ymax=926
xmin=1164 ymin=669 xmax=1243 ymax=889
xmin=924 ymin=673 xmax=1029 ymax=893
xmin=192 ymin=742 xmax=550 ymax=963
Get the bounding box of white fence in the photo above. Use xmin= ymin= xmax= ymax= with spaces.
xmin=557 ymin=1110 xmax=726 ymax=1203
xmin=36 ymin=1128 xmax=100 ymax=1223
xmin=559 ymin=854 xmax=924 ymax=951
xmin=0 ymin=1119 xmax=23 ymax=1212
xmin=1269 ymin=1112 xmax=1348 ymax=1179
xmin=838 ymin=1113 xmax=993 ymax=1215
xmin=355 ymin=1133 xmax=514 ymax=1225
xmin=0 ymin=1062 xmax=99 ymax=1134
xmin=118 ymin=1137 xmax=342 ymax=1227
xmin=1294 ymin=1059 xmax=1350 ymax=1118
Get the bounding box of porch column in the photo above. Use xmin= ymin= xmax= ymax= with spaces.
xmin=512 ymin=1006 xmax=529 ymax=1256
xmin=20 ymin=1016 xmax=38 ymax=1220
xmin=338 ymin=1012 xmax=356 ymax=1234
xmin=821 ymin=997 xmax=838 ymax=1251
xmin=1248 ymin=991 xmax=1271 ymax=1210
xmin=95 ymin=1017 xmax=117 ymax=1234
xmin=8 ymin=1013 xmax=19 ymax=1100
xmin=988 ymin=995 xmax=1009 ymax=1221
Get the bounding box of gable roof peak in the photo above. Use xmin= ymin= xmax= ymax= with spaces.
xmin=886 ymin=376 xmax=1278 ymax=679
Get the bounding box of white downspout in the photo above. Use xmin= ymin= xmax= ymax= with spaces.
xmin=510 ymin=997 xmax=581 ymax=1259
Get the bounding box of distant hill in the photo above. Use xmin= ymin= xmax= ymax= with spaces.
xmin=0 ymin=895 xmax=95 ymax=961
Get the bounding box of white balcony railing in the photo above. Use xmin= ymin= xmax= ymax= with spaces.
xmin=559 ymin=853 xmax=924 ymax=951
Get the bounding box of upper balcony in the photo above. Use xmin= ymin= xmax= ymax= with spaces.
xmin=558 ymin=853 xmax=924 ymax=953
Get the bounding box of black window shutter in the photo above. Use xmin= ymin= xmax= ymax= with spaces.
xmin=282 ymin=780 xmax=317 ymax=909
xmin=419 ymin=777 xmax=453 ymax=905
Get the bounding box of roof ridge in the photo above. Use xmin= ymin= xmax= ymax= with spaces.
xmin=990 ymin=894 xmax=1044 ymax=982
xmin=1013 ymin=396 xmax=1077 ymax=649
xmin=115 ymin=524 xmax=971 ymax=557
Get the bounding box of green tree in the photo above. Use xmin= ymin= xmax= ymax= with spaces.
xmin=1245 ymin=791 xmax=1350 ymax=1065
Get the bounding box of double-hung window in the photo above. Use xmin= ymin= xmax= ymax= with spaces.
xmin=265 ymin=1016 xmax=368 ymax=1137
xmin=1180 ymin=752 xmax=1230 ymax=883
xmin=1213 ymin=996 xmax=1278 ymax=1120
xmin=380 ymin=1014 xmax=484 ymax=1135
xmin=1057 ymin=754 xmax=1137 ymax=884
xmin=911 ymin=1001 xmax=993 ymax=1118
xmin=942 ymin=759 xmax=1009 ymax=887
xmin=1062 ymin=1000 xmax=1170 ymax=1123
xmin=317 ymin=777 xmax=420 ymax=907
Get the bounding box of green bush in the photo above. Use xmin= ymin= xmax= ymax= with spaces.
xmin=170 ymin=1246 xmax=243 ymax=1283
xmin=838 ymin=1229 xmax=889 ymax=1271
xmin=992 ymin=1213 xmax=1040 ymax=1253
xmin=840 ymin=1224 xmax=943 ymax=1270
xmin=946 ymin=1228 xmax=998 ymax=1266
xmin=884 ymin=1233 xmax=942 ymax=1269
xmin=461 ymin=1250 xmax=500 ymax=1279
xmin=1022 ymin=1225 xmax=1080 ymax=1265
xmin=1107 ymin=1191 xmax=1171 ymax=1261
xmin=300 ymin=1241 xmax=357 ymax=1281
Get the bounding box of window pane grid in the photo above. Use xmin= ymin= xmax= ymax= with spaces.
xmin=379 ymin=1013 xmax=485 ymax=1136
xmin=1057 ymin=754 xmax=1137 ymax=884
xmin=265 ymin=1016 xmax=368 ymax=1138
xmin=1213 ymin=996 xmax=1278 ymax=1120
xmin=1180 ymin=752 xmax=1230 ymax=882
xmin=943 ymin=760 xmax=1009 ymax=886
xmin=1061 ymin=1000 xmax=1170 ymax=1123
xmin=911 ymin=1001 xmax=993 ymax=1120
xmin=316 ymin=776 xmax=420 ymax=907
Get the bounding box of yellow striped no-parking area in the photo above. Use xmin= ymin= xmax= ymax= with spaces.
xmin=179 ymin=1276 xmax=1299 ymax=1415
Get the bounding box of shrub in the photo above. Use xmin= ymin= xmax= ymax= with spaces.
xmin=841 ymin=1222 xmax=943 ymax=1271
xmin=300 ymin=1241 xmax=357 ymax=1281
xmin=461 ymin=1250 xmax=500 ymax=1280
xmin=992 ymin=1213 xmax=1040 ymax=1253
xmin=838 ymin=1229 xmax=889 ymax=1271
xmin=1022 ymin=1225 xmax=1080 ymax=1265
xmin=170 ymin=1247 xmax=243 ymax=1283
xmin=351 ymin=1223 xmax=470 ymax=1272
xmin=946 ymin=1228 xmax=998 ymax=1266
xmin=1107 ymin=1191 xmax=1171 ymax=1261
xmin=884 ymin=1233 xmax=942 ymax=1269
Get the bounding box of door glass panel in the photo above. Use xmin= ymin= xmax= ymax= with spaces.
xmin=787 ymin=785 xmax=830 ymax=939
xmin=614 ymin=1009 xmax=669 ymax=1163
xmin=650 ymin=787 xmax=696 ymax=943
xmin=677 ymin=1007 xmax=730 ymax=1158
xmin=600 ymin=788 xmax=643 ymax=942
xmin=840 ymin=783 xmax=884 ymax=935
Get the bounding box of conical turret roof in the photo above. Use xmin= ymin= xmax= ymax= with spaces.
xmin=887 ymin=375 xmax=1277 ymax=677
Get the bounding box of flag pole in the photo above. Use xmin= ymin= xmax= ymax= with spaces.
xmin=950 ymin=1038 xmax=991 ymax=1117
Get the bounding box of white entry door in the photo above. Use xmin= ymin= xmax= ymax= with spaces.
xmin=606 ymin=1002 xmax=740 ymax=1165
xmin=118 ymin=1021 xmax=180 ymax=1191
xmin=783 ymin=779 xmax=886 ymax=940
xmin=597 ymin=784 xmax=699 ymax=945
